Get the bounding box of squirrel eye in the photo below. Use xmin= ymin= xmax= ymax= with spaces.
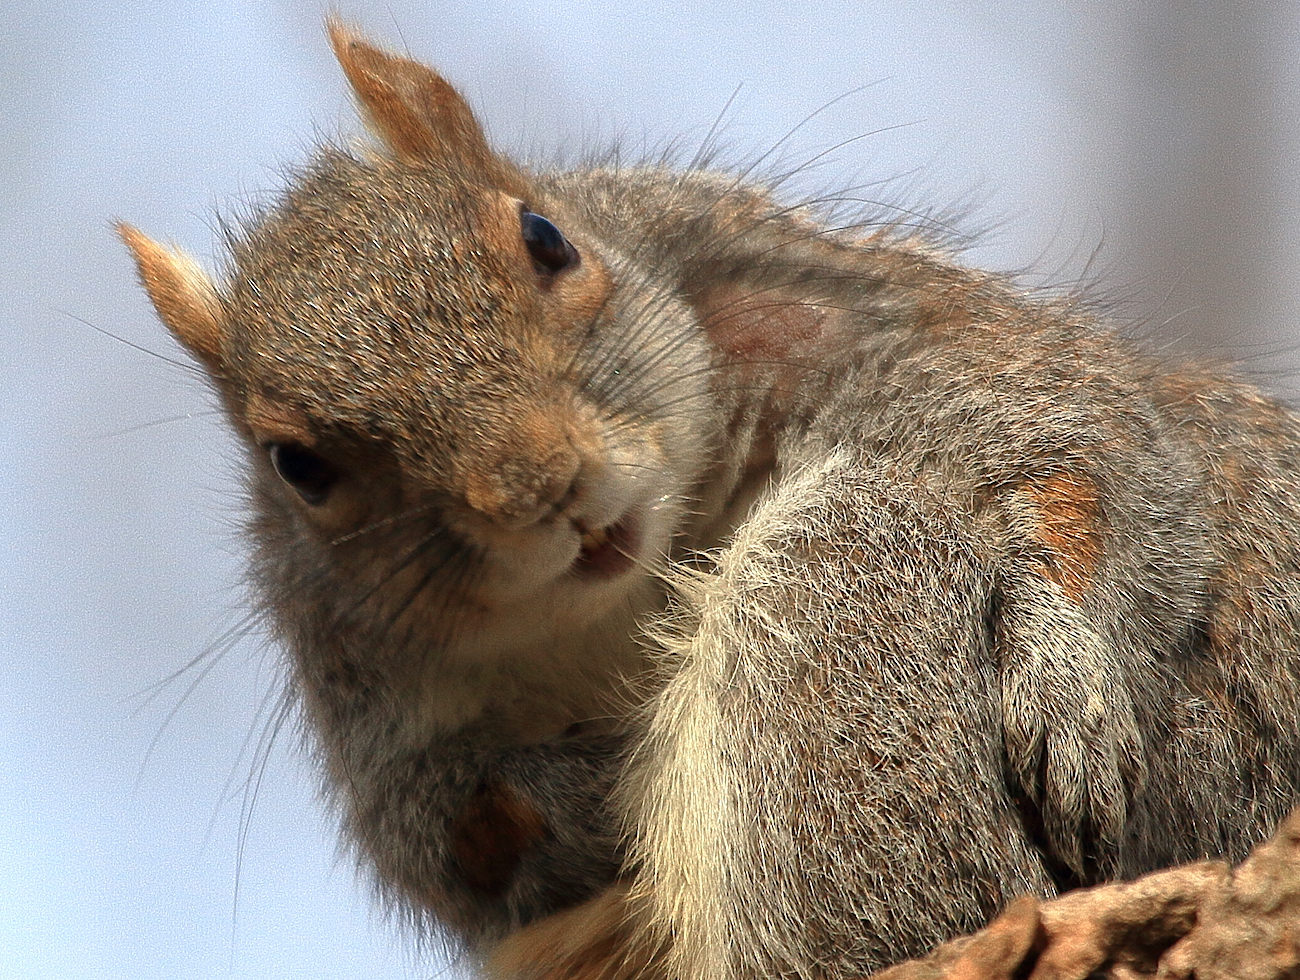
xmin=520 ymin=210 xmax=579 ymax=274
xmin=268 ymin=442 xmax=338 ymax=505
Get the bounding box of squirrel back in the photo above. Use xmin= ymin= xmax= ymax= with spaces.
xmin=121 ymin=22 xmax=1300 ymax=978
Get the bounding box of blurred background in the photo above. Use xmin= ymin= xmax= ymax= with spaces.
xmin=4 ymin=1 xmax=1300 ymax=977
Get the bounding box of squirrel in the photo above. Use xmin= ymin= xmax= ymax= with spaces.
xmin=119 ymin=21 xmax=1300 ymax=980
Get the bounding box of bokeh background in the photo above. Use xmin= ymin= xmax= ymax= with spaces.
xmin=5 ymin=1 xmax=1300 ymax=977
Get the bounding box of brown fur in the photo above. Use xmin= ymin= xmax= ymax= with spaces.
xmin=1024 ymin=473 xmax=1103 ymax=602
xmin=489 ymin=886 xmax=664 ymax=980
xmin=449 ymin=782 xmax=552 ymax=897
xmin=121 ymin=22 xmax=1300 ymax=980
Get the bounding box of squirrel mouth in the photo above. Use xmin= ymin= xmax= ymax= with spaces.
xmin=573 ymin=515 xmax=640 ymax=578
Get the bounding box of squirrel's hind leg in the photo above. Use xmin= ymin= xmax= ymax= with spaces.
xmin=629 ymin=450 xmax=1055 ymax=980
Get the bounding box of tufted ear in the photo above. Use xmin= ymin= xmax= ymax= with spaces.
xmin=116 ymin=223 xmax=225 ymax=373
xmin=327 ymin=19 xmax=528 ymax=195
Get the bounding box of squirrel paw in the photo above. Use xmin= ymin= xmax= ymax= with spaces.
xmin=997 ymin=575 xmax=1148 ymax=879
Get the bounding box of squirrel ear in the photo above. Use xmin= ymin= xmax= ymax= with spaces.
xmin=327 ymin=20 xmax=527 ymax=194
xmin=117 ymin=223 xmax=225 ymax=372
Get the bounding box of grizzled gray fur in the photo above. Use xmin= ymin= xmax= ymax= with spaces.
xmin=121 ymin=23 xmax=1300 ymax=980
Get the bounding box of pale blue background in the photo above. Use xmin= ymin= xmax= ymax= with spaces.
xmin=4 ymin=1 xmax=1300 ymax=977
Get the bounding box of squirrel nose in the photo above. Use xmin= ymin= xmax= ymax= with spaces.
xmin=460 ymin=437 xmax=582 ymax=529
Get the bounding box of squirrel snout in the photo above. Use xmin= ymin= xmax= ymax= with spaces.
xmin=460 ymin=438 xmax=584 ymax=529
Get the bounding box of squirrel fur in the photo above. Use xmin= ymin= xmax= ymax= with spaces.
xmin=120 ymin=22 xmax=1300 ymax=980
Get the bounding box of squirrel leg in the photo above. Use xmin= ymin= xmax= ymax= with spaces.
xmin=629 ymin=450 xmax=1056 ymax=980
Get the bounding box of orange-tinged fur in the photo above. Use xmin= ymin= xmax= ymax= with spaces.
xmin=488 ymin=886 xmax=662 ymax=980
xmin=1025 ymin=473 xmax=1103 ymax=602
xmin=116 ymin=223 xmax=223 ymax=371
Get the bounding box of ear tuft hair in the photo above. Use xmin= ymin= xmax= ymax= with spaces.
xmin=117 ymin=222 xmax=225 ymax=371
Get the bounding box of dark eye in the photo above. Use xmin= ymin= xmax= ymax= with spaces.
xmin=268 ymin=442 xmax=339 ymax=505
xmin=520 ymin=210 xmax=579 ymax=274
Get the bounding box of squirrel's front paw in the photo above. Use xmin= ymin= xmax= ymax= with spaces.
xmin=997 ymin=576 xmax=1148 ymax=880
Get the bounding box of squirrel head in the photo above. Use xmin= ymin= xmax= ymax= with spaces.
xmin=119 ymin=24 xmax=715 ymax=655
